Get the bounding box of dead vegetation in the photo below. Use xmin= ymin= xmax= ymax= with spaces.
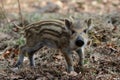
xmin=0 ymin=0 xmax=120 ymax=80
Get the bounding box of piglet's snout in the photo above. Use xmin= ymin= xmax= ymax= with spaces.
xmin=75 ymin=37 xmax=84 ymax=47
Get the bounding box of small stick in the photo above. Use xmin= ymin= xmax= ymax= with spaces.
xmin=17 ymin=0 xmax=24 ymax=27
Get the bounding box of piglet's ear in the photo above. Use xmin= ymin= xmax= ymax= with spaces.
xmin=65 ymin=19 xmax=72 ymax=30
xmin=85 ymin=18 xmax=93 ymax=33
xmin=87 ymin=18 xmax=92 ymax=27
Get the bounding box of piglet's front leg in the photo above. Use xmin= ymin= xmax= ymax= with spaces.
xmin=76 ymin=47 xmax=85 ymax=70
xmin=61 ymin=48 xmax=74 ymax=73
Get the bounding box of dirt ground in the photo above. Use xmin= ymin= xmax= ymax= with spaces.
xmin=0 ymin=0 xmax=120 ymax=80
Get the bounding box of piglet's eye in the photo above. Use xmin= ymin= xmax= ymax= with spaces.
xmin=72 ymin=30 xmax=75 ymax=34
xmin=83 ymin=29 xmax=87 ymax=33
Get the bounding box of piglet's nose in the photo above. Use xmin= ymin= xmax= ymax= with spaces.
xmin=75 ymin=37 xmax=84 ymax=47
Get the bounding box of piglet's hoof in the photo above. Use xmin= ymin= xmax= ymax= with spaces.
xmin=69 ymin=71 xmax=78 ymax=76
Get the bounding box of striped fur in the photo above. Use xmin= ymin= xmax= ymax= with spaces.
xmin=24 ymin=20 xmax=70 ymax=48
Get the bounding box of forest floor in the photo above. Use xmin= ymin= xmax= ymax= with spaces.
xmin=0 ymin=0 xmax=120 ymax=80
